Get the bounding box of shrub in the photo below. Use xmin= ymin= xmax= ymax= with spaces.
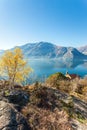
xmin=46 ymin=72 xmax=67 ymax=88
xmin=22 ymin=105 xmax=73 ymax=130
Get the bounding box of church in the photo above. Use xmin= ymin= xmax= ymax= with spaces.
xmin=65 ymin=71 xmax=80 ymax=80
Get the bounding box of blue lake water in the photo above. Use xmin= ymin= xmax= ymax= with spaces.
xmin=27 ymin=59 xmax=87 ymax=83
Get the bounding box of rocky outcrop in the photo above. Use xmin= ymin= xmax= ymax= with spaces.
xmin=0 ymin=101 xmax=30 ymax=130
xmin=29 ymin=86 xmax=87 ymax=130
xmin=6 ymin=90 xmax=29 ymax=111
xmin=0 ymin=87 xmax=29 ymax=111
xmin=0 ymin=84 xmax=87 ymax=130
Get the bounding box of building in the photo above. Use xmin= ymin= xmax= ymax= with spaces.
xmin=65 ymin=71 xmax=80 ymax=80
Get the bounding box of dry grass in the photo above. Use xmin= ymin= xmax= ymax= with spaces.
xmin=22 ymin=105 xmax=73 ymax=130
xmin=46 ymin=76 xmax=87 ymax=101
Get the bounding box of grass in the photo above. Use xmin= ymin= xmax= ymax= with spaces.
xmin=0 ymin=72 xmax=87 ymax=129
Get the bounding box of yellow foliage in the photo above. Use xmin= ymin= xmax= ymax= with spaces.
xmin=0 ymin=48 xmax=32 ymax=86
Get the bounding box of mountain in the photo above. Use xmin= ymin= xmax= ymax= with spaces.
xmin=19 ymin=42 xmax=57 ymax=58
xmin=62 ymin=47 xmax=87 ymax=60
xmin=77 ymin=45 xmax=87 ymax=55
xmin=17 ymin=42 xmax=87 ymax=60
xmin=1 ymin=42 xmax=87 ymax=60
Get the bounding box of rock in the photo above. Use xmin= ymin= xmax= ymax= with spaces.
xmin=0 ymin=101 xmax=30 ymax=130
xmin=71 ymin=119 xmax=87 ymax=130
xmin=29 ymin=86 xmax=87 ymax=129
xmin=5 ymin=90 xmax=29 ymax=110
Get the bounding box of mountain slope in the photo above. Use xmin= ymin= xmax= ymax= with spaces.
xmin=1 ymin=42 xmax=87 ymax=60
xmin=63 ymin=47 xmax=87 ymax=60
xmin=18 ymin=42 xmax=87 ymax=60
xmin=19 ymin=42 xmax=57 ymax=58
xmin=77 ymin=45 xmax=87 ymax=55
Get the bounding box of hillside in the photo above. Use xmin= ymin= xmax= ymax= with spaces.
xmin=0 ymin=77 xmax=87 ymax=130
xmin=1 ymin=42 xmax=87 ymax=60
xmin=13 ymin=42 xmax=87 ymax=60
xmin=77 ymin=46 xmax=87 ymax=55
xmin=20 ymin=42 xmax=57 ymax=58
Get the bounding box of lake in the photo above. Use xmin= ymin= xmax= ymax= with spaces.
xmin=27 ymin=58 xmax=87 ymax=83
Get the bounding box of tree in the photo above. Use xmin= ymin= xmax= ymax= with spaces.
xmin=0 ymin=48 xmax=32 ymax=87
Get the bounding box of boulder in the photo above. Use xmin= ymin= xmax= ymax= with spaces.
xmin=0 ymin=101 xmax=30 ymax=130
xmin=5 ymin=90 xmax=29 ymax=111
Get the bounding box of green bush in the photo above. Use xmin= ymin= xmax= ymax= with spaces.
xmin=46 ymin=72 xmax=67 ymax=88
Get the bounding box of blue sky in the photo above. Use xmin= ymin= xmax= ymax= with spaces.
xmin=0 ymin=0 xmax=87 ymax=49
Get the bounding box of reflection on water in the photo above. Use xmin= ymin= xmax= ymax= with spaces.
xmin=27 ymin=58 xmax=87 ymax=83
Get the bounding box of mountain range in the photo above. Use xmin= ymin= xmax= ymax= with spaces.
xmin=78 ymin=45 xmax=87 ymax=55
xmin=1 ymin=42 xmax=87 ymax=60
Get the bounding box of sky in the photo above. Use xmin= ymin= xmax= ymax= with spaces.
xmin=0 ymin=0 xmax=87 ymax=49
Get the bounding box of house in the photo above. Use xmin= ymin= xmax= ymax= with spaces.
xmin=65 ymin=71 xmax=80 ymax=80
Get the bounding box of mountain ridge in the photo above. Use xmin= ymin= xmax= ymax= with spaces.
xmin=18 ymin=42 xmax=87 ymax=60
xmin=77 ymin=45 xmax=87 ymax=55
xmin=1 ymin=42 xmax=87 ymax=60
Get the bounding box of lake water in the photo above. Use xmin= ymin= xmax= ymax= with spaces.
xmin=27 ymin=59 xmax=87 ymax=83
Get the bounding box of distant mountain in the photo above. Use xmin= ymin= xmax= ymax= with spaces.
xmin=77 ymin=45 xmax=87 ymax=55
xmin=62 ymin=47 xmax=87 ymax=60
xmin=19 ymin=42 xmax=57 ymax=58
xmin=16 ymin=42 xmax=87 ymax=60
xmin=1 ymin=42 xmax=87 ymax=60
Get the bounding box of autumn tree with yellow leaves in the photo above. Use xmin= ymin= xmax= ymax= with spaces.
xmin=0 ymin=48 xmax=32 ymax=87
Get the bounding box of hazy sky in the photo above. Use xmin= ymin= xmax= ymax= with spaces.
xmin=0 ymin=0 xmax=87 ymax=49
